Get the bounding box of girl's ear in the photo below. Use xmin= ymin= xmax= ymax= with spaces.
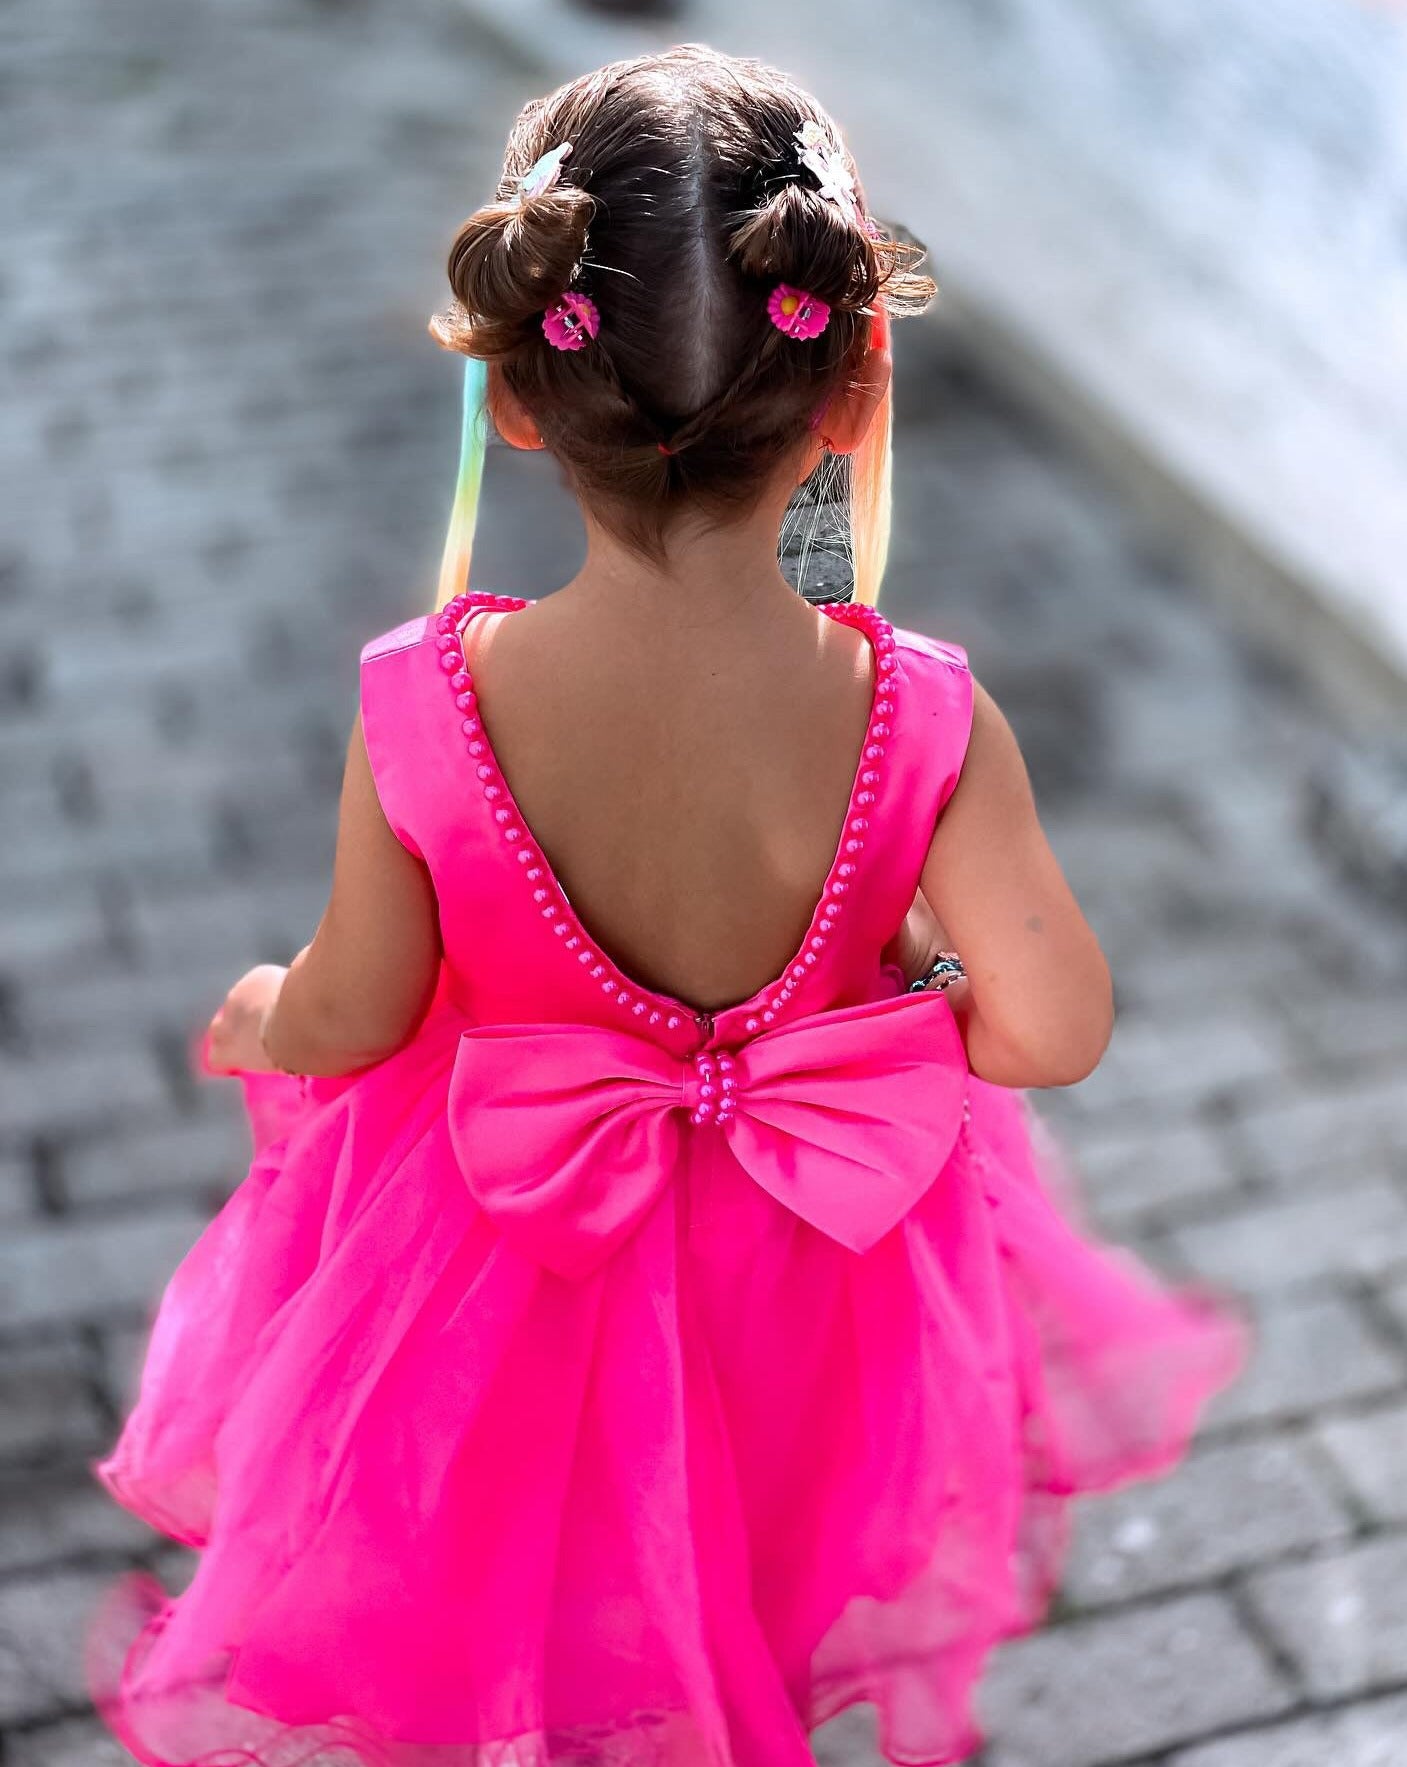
xmin=822 ymin=315 xmax=893 ymax=456
xmin=486 ymin=366 xmax=546 ymax=452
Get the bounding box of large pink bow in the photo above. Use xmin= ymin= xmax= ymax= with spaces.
xmin=446 ymin=991 xmax=970 ymax=1281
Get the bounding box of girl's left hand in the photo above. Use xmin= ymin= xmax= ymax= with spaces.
xmin=205 ymin=963 xmax=289 ymax=1074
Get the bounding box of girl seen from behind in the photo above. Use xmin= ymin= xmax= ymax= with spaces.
xmin=86 ymin=45 xmax=1247 ymax=1767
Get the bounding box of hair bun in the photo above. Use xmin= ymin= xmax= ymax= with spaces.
xmin=726 ymin=179 xmax=879 ymax=315
xmin=430 ymin=182 xmax=596 ymax=357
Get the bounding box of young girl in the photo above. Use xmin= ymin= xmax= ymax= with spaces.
xmin=86 ymin=46 xmax=1247 ymax=1767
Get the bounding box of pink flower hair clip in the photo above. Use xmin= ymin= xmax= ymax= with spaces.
xmin=767 ymin=283 xmax=831 ymax=341
xmin=542 ymin=290 xmax=600 ymax=352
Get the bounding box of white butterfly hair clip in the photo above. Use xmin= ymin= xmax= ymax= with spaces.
xmin=516 ymin=141 xmax=573 ymax=202
xmin=793 ymin=121 xmax=860 ymax=224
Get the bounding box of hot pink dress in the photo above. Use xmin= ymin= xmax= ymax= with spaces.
xmin=87 ymin=590 xmax=1247 ymax=1767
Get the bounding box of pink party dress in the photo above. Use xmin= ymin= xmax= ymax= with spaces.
xmin=87 ymin=590 xmax=1248 ymax=1767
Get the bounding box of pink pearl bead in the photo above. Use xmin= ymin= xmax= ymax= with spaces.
xmin=761 ymin=1011 xmax=775 ymax=1025
xmin=438 ymin=652 xmax=461 ymax=674
xmin=449 ymin=671 xmax=470 ymax=693
xmin=436 ymin=634 xmax=460 ymax=654
xmin=476 ymin=763 xmax=494 ymax=782
xmin=565 ymin=936 xmax=580 ymax=951
xmin=435 ymin=614 xmax=456 ymax=635
xmin=856 ymin=789 xmax=876 ymax=807
xmin=875 ymin=700 xmax=894 ymax=719
xmin=615 ymin=989 xmax=630 ymax=1005
xmin=803 ymin=951 xmax=817 ymax=967
xmin=601 ymin=979 xmax=616 ymax=994
xmin=554 ymin=921 xmax=570 ymax=936
xmin=517 ymin=849 xmax=536 ymax=865
xmin=872 ymin=722 xmax=891 ymax=740
xmin=532 ymin=888 xmax=550 ymax=904
xmin=878 ymin=654 xmax=898 ymax=675
xmin=667 ymin=1015 xmax=681 ymax=1030
xmin=849 ymin=816 xmax=869 ymax=833
xmin=578 ymin=950 xmax=593 ymax=964
xmin=504 ymin=827 xmax=523 ymax=842
xmin=591 ymin=965 xmax=605 ymax=979
xmin=745 ymin=1016 xmax=760 ymax=1034
xmin=456 ymin=691 xmax=477 ymax=711
xmin=633 ymin=1002 xmax=648 ymax=1016
xmin=649 ymin=1011 xmax=663 ymax=1026
xmin=466 ymin=736 xmax=485 ymax=753
xmin=838 ymin=862 xmax=856 ymax=880
xmin=525 ymin=867 xmax=543 ymax=882
xmin=495 ymin=808 xmax=513 ymax=825
xmin=860 ymin=770 xmax=880 ymax=787
xmin=844 ymin=839 xmax=863 ymax=855
xmin=698 ymin=1084 xmax=716 ymax=1101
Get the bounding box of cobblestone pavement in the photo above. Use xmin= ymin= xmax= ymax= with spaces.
xmin=4 ymin=4 xmax=1407 ymax=1763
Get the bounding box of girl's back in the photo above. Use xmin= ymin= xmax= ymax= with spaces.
xmin=85 ymin=45 xmax=1248 ymax=1767
xmin=455 ymin=588 xmax=878 ymax=1013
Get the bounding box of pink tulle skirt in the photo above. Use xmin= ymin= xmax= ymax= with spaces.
xmin=85 ymin=1008 xmax=1247 ymax=1766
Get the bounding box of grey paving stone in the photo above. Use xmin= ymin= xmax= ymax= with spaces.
xmin=1230 ymin=1072 xmax=1407 ymax=1190
xmin=61 ymin=1112 xmax=248 ymax=1209
xmin=1068 ymin=1117 xmax=1245 ymax=1232
xmin=1170 ymin=1692 xmax=1407 ymax=1767
xmin=99 ymin=1321 xmax=155 ymax=1419
xmin=0 ymin=1337 xmax=106 ymax=1464
xmin=1315 ymin=1400 xmax=1407 ymax=1528
xmin=1379 ymin=1278 xmax=1407 ymax=1343
xmin=0 ymin=1045 xmax=171 ymax=1144
xmin=0 ymin=1153 xmax=37 ymax=1224
xmin=1062 ymin=1436 xmax=1351 ymax=1607
xmin=978 ymin=1591 xmax=1293 ymax=1767
xmin=1204 ymin=1290 xmax=1405 ymax=1429
xmin=7 ymin=1715 xmax=137 ymax=1767
xmin=0 ymin=1472 xmax=152 ymax=1575
xmin=0 ymin=1564 xmax=115 ymax=1724
xmin=1244 ymin=1534 xmax=1407 ymax=1701
xmin=1171 ymin=1179 xmax=1407 ymax=1296
xmin=1061 ymin=1007 xmax=1292 ymax=1119
xmin=0 ymin=1207 xmax=208 ymax=1333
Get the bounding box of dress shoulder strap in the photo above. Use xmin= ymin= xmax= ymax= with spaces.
xmin=359 ymin=614 xmax=440 ymax=862
xmin=851 ymin=625 xmax=975 ymax=959
xmin=890 ymin=624 xmax=974 ymax=820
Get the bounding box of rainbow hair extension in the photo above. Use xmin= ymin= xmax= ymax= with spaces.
xmin=434 ymin=356 xmax=490 ymax=612
xmin=847 ymin=306 xmax=893 ymax=609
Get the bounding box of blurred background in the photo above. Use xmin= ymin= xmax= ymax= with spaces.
xmin=3 ymin=1 xmax=1407 ymax=1762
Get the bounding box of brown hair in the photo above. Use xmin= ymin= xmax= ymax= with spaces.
xmin=428 ymin=45 xmax=934 ymax=562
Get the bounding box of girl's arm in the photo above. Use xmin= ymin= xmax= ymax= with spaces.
xmin=205 ymin=714 xmax=442 ymax=1078
xmin=918 ymin=678 xmax=1114 ymax=1089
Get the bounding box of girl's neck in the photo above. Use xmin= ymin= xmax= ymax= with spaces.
xmin=562 ymin=499 xmax=813 ymax=640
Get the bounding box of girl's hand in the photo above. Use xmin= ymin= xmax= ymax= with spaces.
xmin=205 ymin=963 xmax=289 ymax=1075
xmin=886 ymin=891 xmax=952 ymax=989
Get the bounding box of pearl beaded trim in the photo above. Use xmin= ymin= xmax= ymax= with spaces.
xmin=437 ymin=590 xmax=899 ymax=1041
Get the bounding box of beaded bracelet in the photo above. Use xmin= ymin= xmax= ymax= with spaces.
xmin=907 ymin=951 xmax=966 ymax=994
